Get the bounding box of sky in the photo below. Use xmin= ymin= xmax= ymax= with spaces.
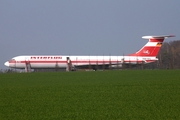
xmin=0 ymin=0 xmax=180 ymax=69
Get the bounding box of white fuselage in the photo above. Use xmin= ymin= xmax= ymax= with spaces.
xmin=5 ymin=55 xmax=157 ymax=69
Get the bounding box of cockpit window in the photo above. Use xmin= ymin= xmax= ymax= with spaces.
xmin=9 ymin=59 xmax=16 ymax=63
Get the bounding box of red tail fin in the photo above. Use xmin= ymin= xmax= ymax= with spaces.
xmin=129 ymin=35 xmax=175 ymax=57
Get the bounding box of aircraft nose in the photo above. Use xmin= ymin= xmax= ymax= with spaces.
xmin=4 ymin=61 xmax=9 ymax=67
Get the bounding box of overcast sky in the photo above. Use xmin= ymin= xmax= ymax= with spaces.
xmin=1 ymin=0 xmax=180 ymax=69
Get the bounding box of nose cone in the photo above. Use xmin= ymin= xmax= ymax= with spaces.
xmin=4 ymin=61 xmax=9 ymax=67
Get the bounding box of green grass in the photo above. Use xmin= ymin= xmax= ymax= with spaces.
xmin=0 ymin=70 xmax=180 ymax=120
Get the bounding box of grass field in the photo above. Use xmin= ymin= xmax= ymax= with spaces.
xmin=0 ymin=70 xmax=180 ymax=119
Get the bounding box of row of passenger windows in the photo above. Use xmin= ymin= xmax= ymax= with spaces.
xmin=30 ymin=57 xmax=62 ymax=59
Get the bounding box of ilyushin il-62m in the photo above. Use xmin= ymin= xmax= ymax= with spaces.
xmin=4 ymin=35 xmax=175 ymax=72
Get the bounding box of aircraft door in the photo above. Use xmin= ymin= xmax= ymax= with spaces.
xmin=25 ymin=57 xmax=31 ymax=72
xmin=66 ymin=57 xmax=72 ymax=71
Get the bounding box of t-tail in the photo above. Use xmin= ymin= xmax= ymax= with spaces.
xmin=129 ymin=35 xmax=175 ymax=57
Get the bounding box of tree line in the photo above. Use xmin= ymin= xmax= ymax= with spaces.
xmin=144 ymin=40 xmax=180 ymax=69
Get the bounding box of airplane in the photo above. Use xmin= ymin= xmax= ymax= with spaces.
xmin=4 ymin=35 xmax=175 ymax=72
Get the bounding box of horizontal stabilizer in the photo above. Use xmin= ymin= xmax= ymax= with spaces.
xmin=142 ymin=35 xmax=175 ymax=39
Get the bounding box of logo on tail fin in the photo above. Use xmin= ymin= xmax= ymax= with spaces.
xmin=143 ymin=50 xmax=150 ymax=54
xmin=156 ymin=43 xmax=162 ymax=47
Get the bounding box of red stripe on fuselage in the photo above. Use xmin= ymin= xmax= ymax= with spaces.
xmin=14 ymin=60 xmax=148 ymax=64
